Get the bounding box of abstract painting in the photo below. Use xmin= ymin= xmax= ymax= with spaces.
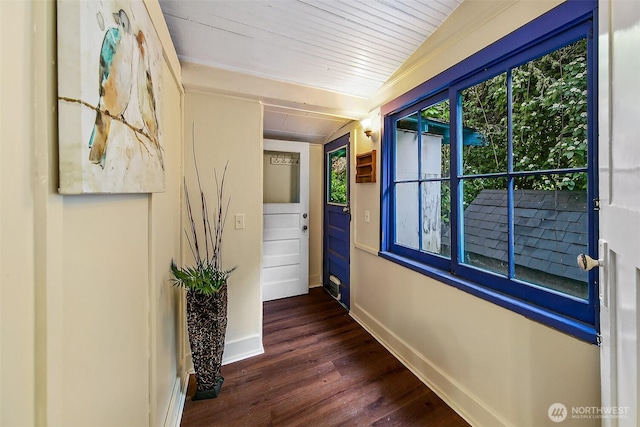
xmin=57 ymin=0 xmax=165 ymax=194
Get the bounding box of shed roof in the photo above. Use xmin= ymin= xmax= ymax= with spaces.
xmin=460 ymin=189 xmax=588 ymax=283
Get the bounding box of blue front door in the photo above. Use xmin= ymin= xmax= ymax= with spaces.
xmin=323 ymin=134 xmax=350 ymax=309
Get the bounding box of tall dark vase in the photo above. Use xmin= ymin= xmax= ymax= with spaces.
xmin=186 ymin=284 xmax=228 ymax=400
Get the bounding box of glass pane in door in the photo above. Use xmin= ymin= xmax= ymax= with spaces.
xmin=327 ymin=147 xmax=347 ymax=205
xmin=263 ymin=150 xmax=300 ymax=203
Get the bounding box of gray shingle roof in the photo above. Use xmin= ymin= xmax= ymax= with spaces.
xmin=461 ymin=189 xmax=588 ymax=283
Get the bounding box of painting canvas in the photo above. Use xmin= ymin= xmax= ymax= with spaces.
xmin=57 ymin=0 xmax=165 ymax=194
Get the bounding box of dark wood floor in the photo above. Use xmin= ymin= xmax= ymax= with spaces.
xmin=181 ymin=287 xmax=470 ymax=427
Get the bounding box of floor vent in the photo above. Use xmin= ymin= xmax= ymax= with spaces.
xmin=328 ymin=275 xmax=341 ymax=300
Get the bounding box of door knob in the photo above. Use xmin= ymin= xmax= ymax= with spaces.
xmin=577 ymin=254 xmax=602 ymax=271
xmin=342 ymin=206 xmax=350 ymax=214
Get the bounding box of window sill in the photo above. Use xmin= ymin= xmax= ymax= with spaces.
xmin=378 ymin=251 xmax=598 ymax=344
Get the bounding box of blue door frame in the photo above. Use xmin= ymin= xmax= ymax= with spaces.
xmin=323 ymin=134 xmax=350 ymax=309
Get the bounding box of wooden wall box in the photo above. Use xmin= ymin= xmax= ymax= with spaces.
xmin=355 ymin=150 xmax=376 ymax=183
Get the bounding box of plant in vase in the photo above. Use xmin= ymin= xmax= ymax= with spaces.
xmin=171 ymin=131 xmax=235 ymax=400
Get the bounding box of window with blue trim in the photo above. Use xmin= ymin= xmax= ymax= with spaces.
xmin=381 ymin=1 xmax=598 ymax=342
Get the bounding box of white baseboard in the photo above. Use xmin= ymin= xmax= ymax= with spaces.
xmin=163 ymin=371 xmax=190 ymax=427
xmin=350 ymin=304 xmax=509 ymax=427
xmin=309 ymin=274 xmax=322 ymax=288
xmin=222 ymin=334 xmax=264 ymax=365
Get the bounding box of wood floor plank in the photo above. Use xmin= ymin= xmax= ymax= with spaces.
xmin=181 ymin=288 xmax=470 ymax=427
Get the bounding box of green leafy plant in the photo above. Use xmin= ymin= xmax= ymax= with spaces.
xmin=170 ymin=126 xmax=236 ymax=295
xmin=170 ymin=261 xmax=234 ymax=295
xmin=421 ymin=38 xmax=588 ymax=205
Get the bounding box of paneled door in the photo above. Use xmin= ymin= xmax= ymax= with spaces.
xmin=262 ymin=140 xmax=309 ymax=302
xmin=599 ymin=3 xmax=640 ymax=425
xmin=323 ymin=134 xmax=350 ymax=309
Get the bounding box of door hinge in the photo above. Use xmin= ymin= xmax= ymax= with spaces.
xmin=596 ymin=333 xmax=602 ymax=347
xmin=593 ymin=198 xmax=600 ymax=211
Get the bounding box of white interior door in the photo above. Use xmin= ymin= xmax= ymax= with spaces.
xmin=262 ymin=139 xmax=309 ymax=302
xmin=599 ymin=2 xmax=640 ymax=425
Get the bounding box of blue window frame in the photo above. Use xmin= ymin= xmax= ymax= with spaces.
xmin=380 ymin=0 xmax=599 ymax=343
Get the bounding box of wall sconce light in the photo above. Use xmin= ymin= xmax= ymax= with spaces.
xmin=361 ymin=118 xmax=379 ymax=141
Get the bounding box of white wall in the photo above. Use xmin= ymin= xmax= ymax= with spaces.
xmin=308 ymin=144 xmax=323 ymax=287
xmin=183 ymin=91 xmax=265 ymax=364
xmin=1 ymin=3 xmax=38 ymax=425
xmin=0 ymin=1 xmax=185 ymax=425
xmin=331 ymin=1 xmax=602 ymax=426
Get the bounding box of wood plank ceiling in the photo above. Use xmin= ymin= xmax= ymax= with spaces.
xmin=160 ymin=0 xmax=462 ymax=143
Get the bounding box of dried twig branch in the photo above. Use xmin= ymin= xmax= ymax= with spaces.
xmin=184 ymin=179 xmax=201 ymax=266
xmin=183 ymin=123 xmax=231 ymax=271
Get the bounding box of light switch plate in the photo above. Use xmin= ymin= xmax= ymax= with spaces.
xmin=235 ymin=213 xmax=245 ymax=229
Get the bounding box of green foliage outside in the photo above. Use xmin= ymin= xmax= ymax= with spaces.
xmin=422 ymin=39 xmax=589 ymax=211
xmin=330 ymin=148 xmax=347 ymax=204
